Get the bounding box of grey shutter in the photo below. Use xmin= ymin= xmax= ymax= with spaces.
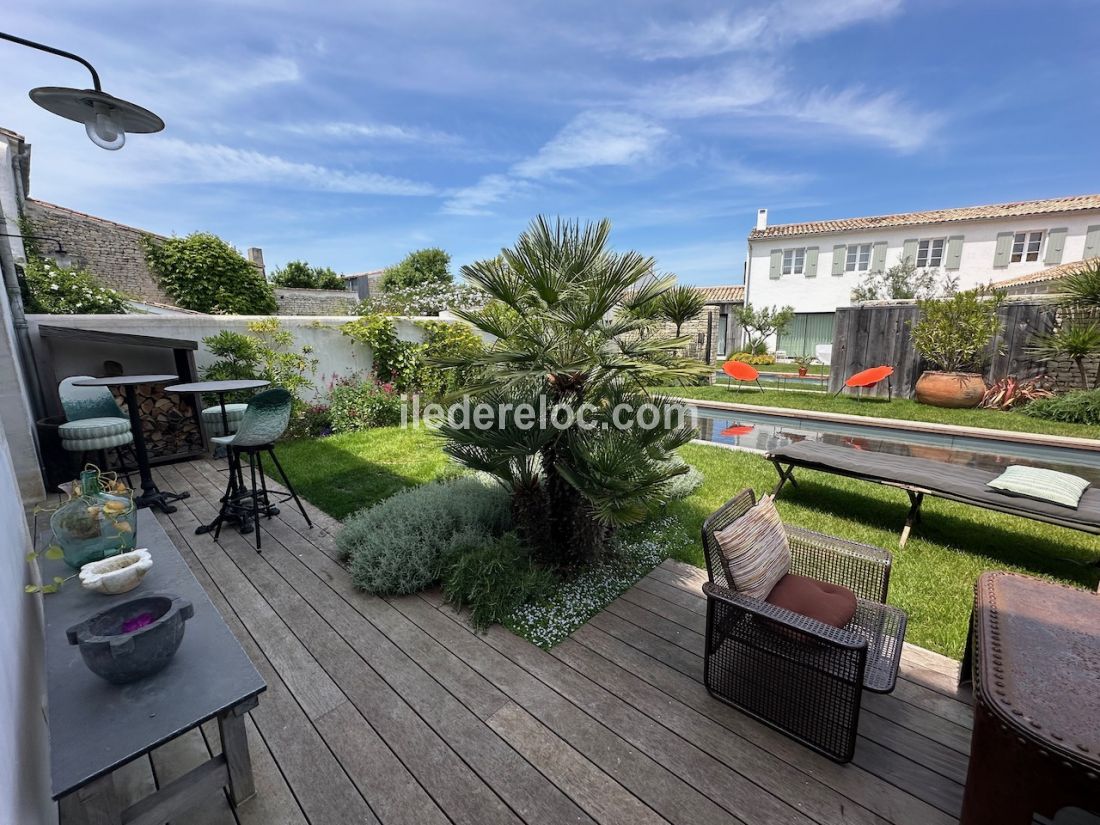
xmin=831 ymin=244 xmax=846 ymax=276
xmin=1083 ymin=225 xmax=1100 ymax=260
xmin=945 ymin=235 xmax=964 ymax=270
xmin=901 ymin=238 xmax=918 ymax=264
xmin=870 ymin=241 xmax=888 ymax=273
xmin=804 ymin=247 xmax=819 ymax=278
xmin=993 ymin=232 xmax=1014 ymax=268
xmin=1044 ymin=227 xmax=1067 ymax=264
xmin=769 ymin=249 xmax=783 ymax=279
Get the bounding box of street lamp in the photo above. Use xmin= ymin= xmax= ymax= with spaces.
xmin=0 ymin=31 xmax=164 ymax=150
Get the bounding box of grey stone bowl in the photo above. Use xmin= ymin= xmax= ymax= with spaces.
xmin=66 ymin=593 xmax=194 ymax=684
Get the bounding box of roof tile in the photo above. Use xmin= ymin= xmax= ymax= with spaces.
xmin=750 ymin=194 xmax=1100 ymax=240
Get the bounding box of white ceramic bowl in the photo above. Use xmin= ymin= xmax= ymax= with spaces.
xmin=79 ymin=549 xmax=153 ymax=595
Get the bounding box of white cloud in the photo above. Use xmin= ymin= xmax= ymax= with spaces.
xmin=442 ymin=174 xmax=517 ymax=215
xmin=638 ymin=0 xmax=903 ymax=59
xmin=284 ymin=121 xmax=460 ymax=144
xmin=642 ymin=63 xmax=780 ymax=118
xmin=443 ymin=111 xmax=666 ymax=214
xmin=794 ymin=88 xmax=942 ymax=153
xmin=513 ymin=111 xmax=667 ymax=178
xmin=51 ymin=138 xmax=437 ymax=197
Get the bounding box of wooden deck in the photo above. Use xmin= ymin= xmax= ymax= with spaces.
xmin=83 ymin=457 xmax=975 ymax=825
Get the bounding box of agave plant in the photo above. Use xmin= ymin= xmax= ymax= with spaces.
xmin=978 ymin=376 xmax=1054 ymax=411
xmin=433 ymin=217 xmax=711 ymax=568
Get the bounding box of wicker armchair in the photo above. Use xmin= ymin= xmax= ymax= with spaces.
xmin=701 ymin=489 xmax=907 ymax=763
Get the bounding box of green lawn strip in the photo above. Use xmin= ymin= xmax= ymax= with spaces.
xmin=671 ymin=443 xmax=1099 ymax=659
xmin=658 ymin=385 xmax=1100 ymax=441
xmin=276 ymin=426 xmax=452 ymax=520
xmin=275 ymin=428 xmax=1098 ymax=659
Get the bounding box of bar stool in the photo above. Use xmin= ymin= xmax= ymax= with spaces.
xmin=209 ymin=388 xmax=312 ymax=550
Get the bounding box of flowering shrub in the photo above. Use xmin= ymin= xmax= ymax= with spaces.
xmin=287 ymin=403 xmax=333 ymax=439
xmin=353 ymin=281 xmax=488 ymax=316
xmin=21 ymin=257 xmax=127 ymax=314
xmin=327 ymin=375 xmax=403 ymax=431
xmin=505 ymin=518 xmax=675 ymax=648
xmin=340 ymin=313 xmax=421 ymax=390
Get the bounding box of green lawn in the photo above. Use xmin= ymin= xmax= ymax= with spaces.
xmin=660 ymin=385 xmax=1100 ymax=441
xmin=277 ymin=427 xmax=1099 ymax=659
xmin=276 ymin=426 xmax=451 ymax=519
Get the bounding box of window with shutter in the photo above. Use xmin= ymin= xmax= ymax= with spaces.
xmin=844 ymin=243 xmax=872 ymax=272
xmin=916 ymin=238 xmax=945 ymax=268
xmin=1010 ymin=230 xmax=1043 ymax=263
xmin=1082 ymin=225 xmax=1100 ymax=260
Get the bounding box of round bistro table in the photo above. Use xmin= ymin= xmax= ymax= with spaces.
xmin=72 ymin=375 xmax=189 ymax=513
xmin=164 ymin=379 xmax=270 ymax=537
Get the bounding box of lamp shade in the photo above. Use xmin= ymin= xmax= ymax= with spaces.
xmin=28 ymin=87 xmax=164 ymax=134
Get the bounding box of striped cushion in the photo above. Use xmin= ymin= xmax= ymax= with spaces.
xmin=201 ymin=404 xmax=248 ymax=422
xmin=987 ymin=465 xmax=1090 ymax=509
xmin=59 ymin=431 xmax=133 ymax=451
xmin=59 ymin=417 xmax=131 ymax=439
xmin=713 ymin=494 xmax=790 ymax=600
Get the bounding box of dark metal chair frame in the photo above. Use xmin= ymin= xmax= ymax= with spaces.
xmin=701 ymin=489 xmax=907 ymax=763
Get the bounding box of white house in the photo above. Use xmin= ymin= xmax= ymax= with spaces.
xmin=744 ymin=194 xmax=1100 ymax=356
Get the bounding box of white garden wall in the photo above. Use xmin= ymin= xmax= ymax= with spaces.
xmin=26 ymin=314 xmax=485 ymax=404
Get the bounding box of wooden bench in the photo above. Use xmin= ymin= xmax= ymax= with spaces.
xmin=42 ymin=509 xmax=266 ymax=824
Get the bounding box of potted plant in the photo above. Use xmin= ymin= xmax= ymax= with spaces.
xmin=910 ymin=289 xmax=1002 ymax=408
xmin=793 ymin=355 xmax=817 ymax=377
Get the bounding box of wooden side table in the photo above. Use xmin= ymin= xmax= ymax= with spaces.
xmin=959 ymin=572 xmax=1100 ymax=825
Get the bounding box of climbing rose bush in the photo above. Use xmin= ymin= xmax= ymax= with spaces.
xmin=22 ymin=257 xmax=128 ymax=314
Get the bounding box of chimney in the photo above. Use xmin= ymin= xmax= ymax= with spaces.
xmin=247 ymin=247 xmax=265 ymax=277
xmin=755 ymin=208 xmax=768 ymax=231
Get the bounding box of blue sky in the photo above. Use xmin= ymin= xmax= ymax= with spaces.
xmin=3 ymin=0 xmax=1098 ymax=285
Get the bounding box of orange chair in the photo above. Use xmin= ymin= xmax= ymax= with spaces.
xmin=722 ymin=360 xmax=764 ymax=392
xmin=837 ymin=365 xmax=894 ymax=400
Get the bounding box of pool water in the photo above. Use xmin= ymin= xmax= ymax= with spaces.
xmin=690 ymin=404 xmax=1100 ymax=484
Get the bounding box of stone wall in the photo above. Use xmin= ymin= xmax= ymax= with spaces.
xmin=24 ymin=199 xmax=171 ymax=303
xmin=274 ymin=287 xmax=358 ymax=316
xmin=650 ymin=307 xmax=718 ymax=364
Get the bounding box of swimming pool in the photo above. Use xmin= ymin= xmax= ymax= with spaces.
xmin=689 ymin=403 xmax=1100 ymax=483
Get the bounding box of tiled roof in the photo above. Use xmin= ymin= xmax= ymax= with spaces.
xmin=695 ymin=285 xmax=745 ymax=303
xmin=342 ymin=268 xmax=384 ymax=280
xmin=989 ymin=257 xmax=1099 ymax=288
xmin=750 ymin=194 xmax=1100 ymax=240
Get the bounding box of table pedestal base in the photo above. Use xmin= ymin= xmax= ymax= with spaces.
xmin=135 ymin=486 xmax=190 ymax=514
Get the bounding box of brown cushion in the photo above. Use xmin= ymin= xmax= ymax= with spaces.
xmin=765 ymin=573 xmax=857 ymax=628
xmin=712 ymin=495 xmax=790 ymax=599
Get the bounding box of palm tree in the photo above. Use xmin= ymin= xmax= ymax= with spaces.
xmin=1030 ymin=260 xmax=1100 ymax=389
xmin=433 ymin=217 xmax=711 ymax=568
xmin=658 ymin=285 xmax=707 ymax=337
xmin=1029 ymin=321 xmax=1100 ymax=390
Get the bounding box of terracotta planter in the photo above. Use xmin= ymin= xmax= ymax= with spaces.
xmin=914 ymin=371 xmax=987 ymax=408
xmin=797 ymin=367 xmax=808 ymax=377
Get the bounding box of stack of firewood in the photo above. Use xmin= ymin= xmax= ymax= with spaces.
xmin=113 ymin=385 xmax=202 ymax=459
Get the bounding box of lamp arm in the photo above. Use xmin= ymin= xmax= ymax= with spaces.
xmin=0 ymin=31 xmax=102 ymax=92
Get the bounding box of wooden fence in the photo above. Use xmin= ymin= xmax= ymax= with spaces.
xmin=827 ymin=301 xmax=1054 ymax=398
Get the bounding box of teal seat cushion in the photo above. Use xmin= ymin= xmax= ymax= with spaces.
xmin=59 ymin=417 xmax=131 ymax=440
xmin=987 ymin=465 xmax=1091 ymax=509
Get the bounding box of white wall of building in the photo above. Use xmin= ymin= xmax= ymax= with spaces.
xmin=746 ymin=211 xmax=1100 ymax=315
xmin=0 ymin=410 xmax=52 ymax=824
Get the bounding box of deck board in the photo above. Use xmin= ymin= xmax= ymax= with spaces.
xmin=107 ymin=457 xmax=975 ymax=825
